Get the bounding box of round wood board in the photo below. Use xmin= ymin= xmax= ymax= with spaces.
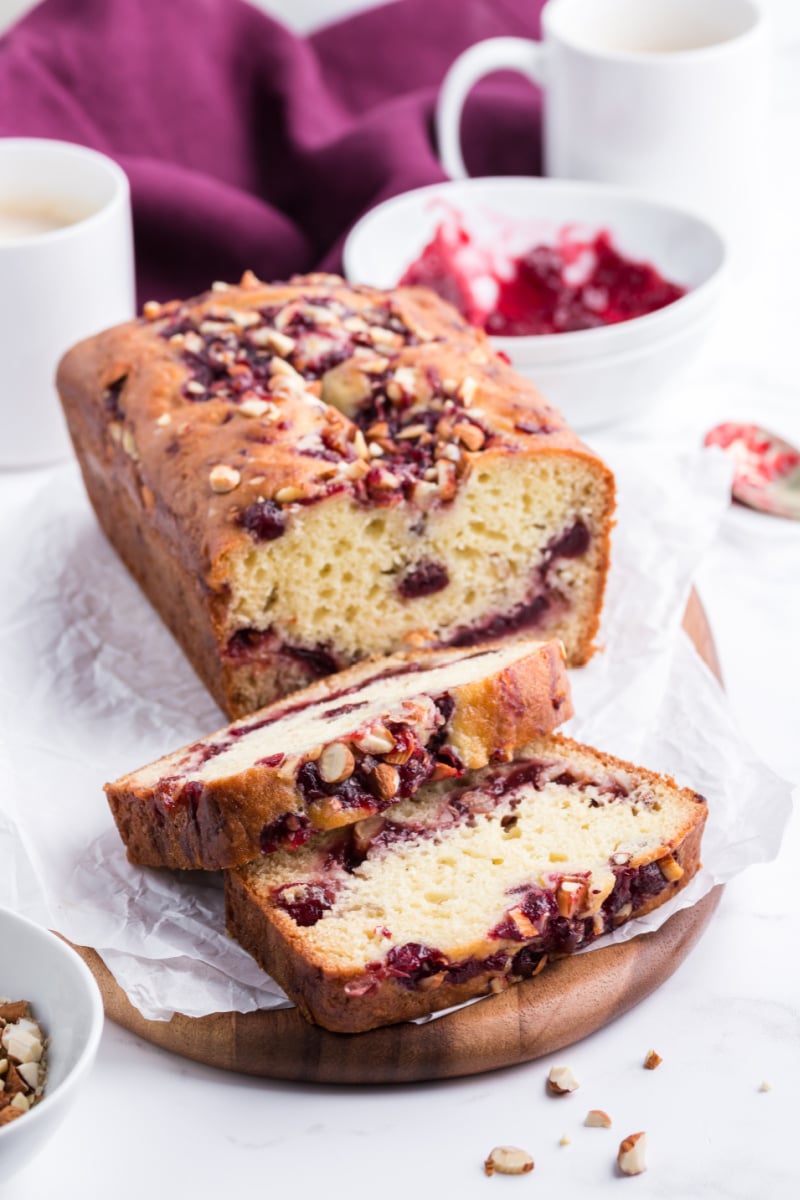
xmin=73 ymin=591 xmax=722 ymax=1084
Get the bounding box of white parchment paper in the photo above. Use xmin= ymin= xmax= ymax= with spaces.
xmin=0 ymin=445 xmax=792 ymax=1020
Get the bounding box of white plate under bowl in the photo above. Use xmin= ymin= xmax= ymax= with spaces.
xmin=0 ymin=907 xmax=104 ymax=1181
xmin=343 ymin=176 xmax=726 ymax=430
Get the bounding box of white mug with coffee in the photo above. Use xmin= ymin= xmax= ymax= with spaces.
xmin=436 ymin=0 xmax=767 ymax=253
xmin=0 ymin=138 xmax=135 ymax=467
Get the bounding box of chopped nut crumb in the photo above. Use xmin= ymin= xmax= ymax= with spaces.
xmin=617 ymin=1132 xmax=647 ymax=1176
xmin=318 ymin=742 xmax=355 ymax=784
xmin=547 ymin=1065 xmax=580 ymax=1095
xmin=0 ymin=998 xmax=47 ymax=1127
xmin=758 ymin=1081 xmax=772 ymax=1093
xmin=585 ymin=1109 xmax=612 ymax=1128
xmin=559 ymin=1135 xmax=571 ymax=1147
xmin=483 ymin=1146 xmax=534 ymax=1176
xmin=209 ymin=464 xmax=241 ymax=493
xmin=643 ymin=1049 xmax=663 ymax=1070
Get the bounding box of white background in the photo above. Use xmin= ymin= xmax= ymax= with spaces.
xmin=1 ymin=1 xmax=799 ymax=1197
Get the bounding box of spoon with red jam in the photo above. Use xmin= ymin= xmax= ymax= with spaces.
xmin=705 ymin=422 xmax=800 ymax=520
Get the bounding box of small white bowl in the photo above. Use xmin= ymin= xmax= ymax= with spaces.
xmin=343 ymin=176 xmax=726 ymax=430
xmin=0 ymin=907 xmax=104 ymax=1180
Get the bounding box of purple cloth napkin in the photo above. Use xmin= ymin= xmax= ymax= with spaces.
xmin=0 ymin=0 xmax=544 ymax=301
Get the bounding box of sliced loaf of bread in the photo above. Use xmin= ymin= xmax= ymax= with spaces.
xmin=106 ymin=639 xmax=572 ymax=870
xmin=225 ymin=734 xmax=706 ymax=1032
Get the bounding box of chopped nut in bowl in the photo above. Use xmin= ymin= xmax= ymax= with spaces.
xmin=0 ymin=907 xmax=104 ymax=1181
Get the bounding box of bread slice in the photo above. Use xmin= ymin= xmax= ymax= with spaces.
xmin=106 ymin=639 xmax=572 ymax=870
xmin=225 ymin=735 xmax=707 ymax=1033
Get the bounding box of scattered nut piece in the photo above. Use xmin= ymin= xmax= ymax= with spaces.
xmin=263 ymin=328 xmax=296 ymax=357
xmin=352 ymin=429 xmax=369 ymax=460
xmin=370 ymin=762 xmax=399 ymax=802
xmin=351 ymin=816 xmax=386 ymax=857
xmin=240 ymin=270 xmax=261 ymax=288
xmin=657 ymin=853 xmax=684 ymax=883
xmin=229 ymin=309 xmax=261 ymax=329
xmin=758 ymin=1080 xmax=772 ymax=1093
xmin=274 ymin=485 xmax=306 ymax=504
xmin=617 ymin=1132 xmax=647 ymax=1176
xmin=643 ymin=1049 xmax=662 ymax=1071
xmin=142 ymin=299 xmax=162 ymax=319
xmin=318 ymin=742 xmax=355 ymax=784
xmin=209 ymin=464 xmax=241 ymax=493
xmin=211 ymin=280 xmax=230 ymax=292
xmin=269 ymin=356 xmax=303 ymax=381
xmin=453 ymin=421 xmax=485 ymax=451
xmin=483 ymin=1146 xmax=534 ymax=1177
xmin=585 ymin=1109 xmax=612 ymax=1129
xmin=506 ymin=906 xmax=539 ymax=939
xmin=436 ymin=458 xmax=457 ymax=500
xmin=547 ymin=1065 xmax=580 ymax=1095
xmin=556 ymin=879 xmax=587 ymax=919
xmin=239 ymin=397 xmax=273 ymax=419
xmin=198 ymin=319 xmax=230 ymax=335
xmin=341 ymin=459 xmax=371 ymax=482
xmin=185 ymin=379 xmax=207 ymax=396
xmin=353 ymin=725 xmax=395 ymax=755
xmin=458 ymin=375 xmax=478 ymax=406
xmin=559 ymin=1135 xmax=571 ymax=1147
xmin=118 ymin=430 xmax=140 ymax=463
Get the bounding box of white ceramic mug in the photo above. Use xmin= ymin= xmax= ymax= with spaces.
xmin=436 ymin=0 xmax=767 ymax=253
xmin=0 ymin=139 xmax=135 ymax=468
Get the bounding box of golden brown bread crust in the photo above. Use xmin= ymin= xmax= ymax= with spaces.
xmin=58 ymin=272 xmax=615 ymax=718
xmin=105 ymin=640 xmax=573 ymax=871
xmin=224 ymin=734 xmax=707 ymax=1034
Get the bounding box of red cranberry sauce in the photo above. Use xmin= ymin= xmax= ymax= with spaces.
xmin=273 ymin=880 xmax=337 ymax=927
xmin=291 ymin=693 xmax=462 ymax=825
xmin=401 ymin=220 xmax=686 ymax=336
xmin=449 ymin=517 xmax=590 ymax=647
xmin=352 ymin=943 xmax=511 ymax=994
xmin=237 ymin=499 xmax=286 ymax=542
xmin=223 ymin=626 xmax=343 ymax=681
xmin=259 ymin=812 xmax=312 ymax=855
xmin=399 ymin=560 xmax=450 ymax=599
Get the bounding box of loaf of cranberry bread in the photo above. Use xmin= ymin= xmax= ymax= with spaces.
xmin=225 ymin=735 xmax=706 ymax=1033
xmin=105 ymin=639 xmax=572 ymax=870
xmin=57 ymin=272 xmax=615 ymax=718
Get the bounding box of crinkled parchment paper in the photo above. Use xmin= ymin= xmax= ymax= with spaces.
xmin=0 ymin=445 xmax=792 ymax=1020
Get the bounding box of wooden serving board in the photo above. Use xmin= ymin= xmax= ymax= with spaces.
xmin=74 ymin=591 xmax=722 ymax=1084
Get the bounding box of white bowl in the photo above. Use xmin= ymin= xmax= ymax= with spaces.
xmin=343 ymin=176 xmax=726 ymax=430
xmin=0 ymin=907 xmax=104 ymax=1180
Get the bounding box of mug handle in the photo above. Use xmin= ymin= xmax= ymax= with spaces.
xmin=436 ymin=37 xmax=547 ymax=180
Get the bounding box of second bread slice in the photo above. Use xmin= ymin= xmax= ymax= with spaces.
xmin=105 ymin=639 xmax=572 ymax=870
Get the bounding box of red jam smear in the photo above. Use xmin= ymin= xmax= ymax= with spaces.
xmin=400 ymin=219 xmax=686 ymax=335
xmin=704 ymin=423 xmax=800 ymax=486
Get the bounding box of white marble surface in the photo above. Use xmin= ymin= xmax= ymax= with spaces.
xmin=2 ymin=1 xmax=800 ymax=1197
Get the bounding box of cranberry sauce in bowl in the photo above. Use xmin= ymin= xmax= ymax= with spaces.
xmin=400 ymin=218 xmax=686 ymax=336
xmin=343 ymin=176 xmax=726 ymax=429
